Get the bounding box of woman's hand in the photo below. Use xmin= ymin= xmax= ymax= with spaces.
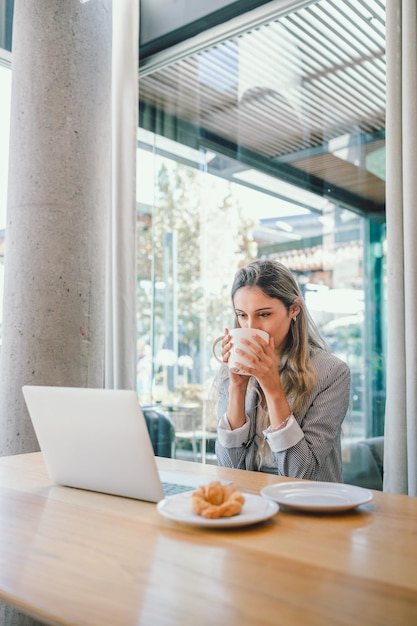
xmin=221 ymin=328 xmax=250 ymax=389
xmin=233 ymin=332 xmax=281 ymax=394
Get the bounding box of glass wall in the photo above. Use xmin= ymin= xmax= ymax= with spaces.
xmin=0 ymin=0 xmax=386 ymax=477
xmin=136 ymin=0 xmax=386 ymax=465
xmin=1 ymin=0 xmax=15 ymax=349
xmin=0 ymin=63 xmax=11 ymax=350
xmin=135 ymin=137 xmax=386 ymax=461
xmin=0 ymin=0 xmax=14 ymax=52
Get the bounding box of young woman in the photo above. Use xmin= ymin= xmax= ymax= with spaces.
xmin=214 ymin=259 xmax=350 ymax=482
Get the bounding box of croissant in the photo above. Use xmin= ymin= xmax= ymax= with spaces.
xmin=191 ymin=481 xmax=245 ymax=519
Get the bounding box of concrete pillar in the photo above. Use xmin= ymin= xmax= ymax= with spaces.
xmin=0 ymin=0 xmax=112 ymax=456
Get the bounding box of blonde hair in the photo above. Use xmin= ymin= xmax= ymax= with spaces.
xmin=230 ymin=258 xmax=328 ymax=416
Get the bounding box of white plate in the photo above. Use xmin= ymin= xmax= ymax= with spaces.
xmin=157 ymin=492 xmax=279 ymax=528
xmin=261 ymin=481 xmax=373 ymax=512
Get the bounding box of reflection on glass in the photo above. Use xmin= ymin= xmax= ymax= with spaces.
xmin=0 ymin=63 xmax=12 ymax=349
xmin=136 ymin=136 xmax=386 ymax=460
xmin=136 ymin=0 xmax=386 ymax=466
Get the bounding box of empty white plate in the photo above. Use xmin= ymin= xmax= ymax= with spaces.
xmin=261 ymin=481 xmax=373 ymax=512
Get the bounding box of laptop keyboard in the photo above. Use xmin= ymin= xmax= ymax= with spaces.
xmin=162 ymin=482 xmax=195 ymax=497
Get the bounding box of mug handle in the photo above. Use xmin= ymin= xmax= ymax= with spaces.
xmin=212 ymin=335 xmax=225 ymax=363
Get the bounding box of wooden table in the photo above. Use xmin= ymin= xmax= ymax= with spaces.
xmin=0 ymin=453 xmax=416 ymax=626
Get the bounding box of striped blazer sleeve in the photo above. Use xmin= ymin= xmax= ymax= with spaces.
xmin=215 ymin=349 xmax=351 ymax=482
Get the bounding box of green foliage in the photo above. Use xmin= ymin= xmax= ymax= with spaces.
xmin=136 ymin=159 xmax=257 ymax=402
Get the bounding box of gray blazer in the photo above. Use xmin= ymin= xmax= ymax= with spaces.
xmin=215 ymin=348 xmax=351 ymax=482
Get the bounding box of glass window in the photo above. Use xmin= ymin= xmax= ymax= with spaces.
xmin=136 ymin=0 xmax=386 ymax=473
xmin=136 ymin=136 xmax=386 ymax=461
xmin=0 ymin=62 xmax=12 ymax=349
xmin=0 ymin=0 xmax=14 ymax=52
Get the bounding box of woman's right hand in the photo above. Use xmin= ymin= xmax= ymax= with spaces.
xmin=222 ymin=328 xmax=250 ymax=388
xmin=221 ymin=327 xmax=233 ymax=364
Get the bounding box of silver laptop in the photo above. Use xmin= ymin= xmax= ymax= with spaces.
xmin=22 ymin=385 xmax=212 ymax=503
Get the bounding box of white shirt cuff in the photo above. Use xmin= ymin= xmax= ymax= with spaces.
xmin=217 ymin=412 xmax=250 ymax=448
xmin=262 ymin=415 xmax=304 ymax=452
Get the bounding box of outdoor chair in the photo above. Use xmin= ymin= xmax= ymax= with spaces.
xmin=342 ymin=436 xmax=384 ymax=490
xmin=142 ymin=406 xmax=176 ymax=458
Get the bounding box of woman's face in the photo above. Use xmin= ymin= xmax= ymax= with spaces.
xmin=233 ymin=286 xmax=298 ymax=353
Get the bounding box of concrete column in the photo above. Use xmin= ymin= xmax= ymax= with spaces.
xmin=0 ymin=0 xmax=112 ymax=455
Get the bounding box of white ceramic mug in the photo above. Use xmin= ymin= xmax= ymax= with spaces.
xmin=212 ymin=328 xmax=269 ymax=375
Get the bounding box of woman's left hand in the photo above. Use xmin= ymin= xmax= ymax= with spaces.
xmin=234 ymin=334 xmax=281 ymax=392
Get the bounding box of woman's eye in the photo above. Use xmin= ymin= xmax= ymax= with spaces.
xmin=259 ymin=313 xmax=270 ymax=318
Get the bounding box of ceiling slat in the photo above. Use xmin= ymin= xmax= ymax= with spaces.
xmin=139 ymin=0 xmax=386 ymax=211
